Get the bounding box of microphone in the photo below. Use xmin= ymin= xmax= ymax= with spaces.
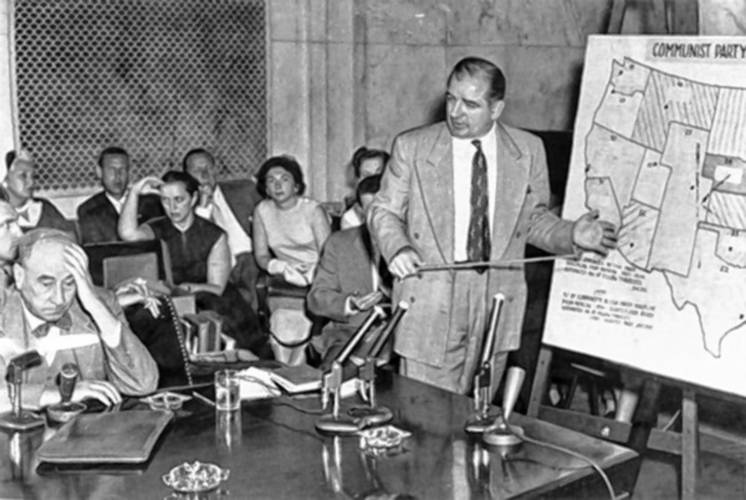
xmin=57 ymin=363 xmax=80 ymax=403
xmin=47 ymin=363 xmax=86 ymax=425
xmin=483 ymin=366 xmax=526 ymax=453
xmin=465 ymin=294 xmax=504 ymax=434
xmin=316 ymin=306 xmax=386 ymax=436
xmin=0 ymin=351 xmax=45 ymax=431
xmin=347 ymin=302 xmax=410 ymax=430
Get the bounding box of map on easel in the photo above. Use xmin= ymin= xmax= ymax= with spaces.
xmin=545 ymin=35 xmax=746 ymax=397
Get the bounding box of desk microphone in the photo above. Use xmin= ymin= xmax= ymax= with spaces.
xmin=0 ymin=351 xmax=45 ymax=431
xmin=57 ymin=363 xmax=79 ymax=403
xmin=316 ymin=306 xmax=386 ymax=435
xmin=465 ymin=294 xmax=504 ymax=434
xmin=483 ymin=366 xmax=526 ymax=452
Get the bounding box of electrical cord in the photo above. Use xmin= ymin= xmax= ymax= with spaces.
xmin=503 ymin=420 xmax=619 ymax=500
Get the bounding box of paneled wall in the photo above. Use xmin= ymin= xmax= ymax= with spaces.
xmin=268 ymin=0 xmax=672 ymax=204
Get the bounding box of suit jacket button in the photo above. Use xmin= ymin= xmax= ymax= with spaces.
xmin=515 ymin=231 xmax=522 ymax=238
xmin=413 ymin=232 xmax=420 ymax=239
xmin=409 ymin=296 xmax=416 ymax=303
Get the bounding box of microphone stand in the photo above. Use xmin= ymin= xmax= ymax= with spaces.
xmin=464 ymin=294 xmax=505 ymax=435
xmin=347 ymin=301 xmax=409 ymax=429
xmin=316 ymin=306 xmax=386 ymax=435
xmin=483 ymin=366 xmax=526 ymax=454
xmin=46 ymin=363 xmax=86 ymax=425
xmin=0 ymin=351 xmax=45 ymax=432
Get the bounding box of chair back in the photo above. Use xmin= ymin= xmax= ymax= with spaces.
xmin=84 ymin=239 xmax=173 ymax=288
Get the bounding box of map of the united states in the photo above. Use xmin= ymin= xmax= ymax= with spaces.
xmin=586 ymin=57 xmax=746 ymax=357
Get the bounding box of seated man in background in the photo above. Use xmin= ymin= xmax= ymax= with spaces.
xmin=183 ymin=148 xmax=262 ymax=311
xmin=0 ymin=198 xmax=23 ymax=286
xmin=77 ymin=146 xmax=163 ymax=244
xmin=340 ymin=147 xmax=389 ymax=230
xmin=308 ymin=175 xmax=392 ymax=364
xmin=0 ymin=229 xmax=158 ymax=412
xmin=1 ymin=150 xmax=75 ymax=237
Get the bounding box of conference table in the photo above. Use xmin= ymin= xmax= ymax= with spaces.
xmin=0 ymin=371 xmax=637 ymax=499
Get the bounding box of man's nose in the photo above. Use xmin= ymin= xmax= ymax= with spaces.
xmin=51 ymin=284 xmax=66 ymax=306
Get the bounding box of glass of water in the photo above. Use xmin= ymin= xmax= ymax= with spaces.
xmin=214 ymin=369 xmax=240 ymax=411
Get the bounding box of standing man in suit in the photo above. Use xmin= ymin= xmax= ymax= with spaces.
xmin=308 ymin=174 xmax=391 ymax=364
xmin=369 ymin=57 xmax=617 ymax=395
xmin=183 ymin=148 xmax=263 ymax=310
xmin=1 ymin=150 xmax=75 ymax=238
xmin=77 ymin=146 xmax=164 ymax=245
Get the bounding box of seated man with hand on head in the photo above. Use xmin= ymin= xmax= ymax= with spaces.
xmin=308 ymin=175 xmax=391 ymax=365
xmin=0 ymin=229 xmax=158 ymax=412
xmin=77 ymin=146 xmax=164 ymax=244
xmin=1 ymin=150 xmax=75 ymax=237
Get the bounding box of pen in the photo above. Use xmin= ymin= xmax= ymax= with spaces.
xmin=192 ymin=391 xmax=216 ymax=407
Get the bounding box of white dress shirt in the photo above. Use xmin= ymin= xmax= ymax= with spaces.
xmin=452 ymin=122 xmax=498 ymax=262
xmin=105 ymin=192 xmax=126 ymax=214
xmin=15 ymin=199 xmax=43 ymax=229
xmin=195 ymin=185 xmax=253 ymax=266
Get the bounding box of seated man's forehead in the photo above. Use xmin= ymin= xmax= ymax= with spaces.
xmin=27 ymin=239 xmax=70 ymax=265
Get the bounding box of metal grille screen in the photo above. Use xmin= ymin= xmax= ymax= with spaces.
xmin=14 ymin=0 xmax=267 ymax=195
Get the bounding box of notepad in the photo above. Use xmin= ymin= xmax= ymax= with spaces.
xmin=269 ymin=364 xmax=323 ymax=393
xmin=36 ymin=410 xmax=172 ymax=464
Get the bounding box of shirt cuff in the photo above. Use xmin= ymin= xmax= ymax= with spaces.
xmin=344 ymin=296 xmax=357 ymax=316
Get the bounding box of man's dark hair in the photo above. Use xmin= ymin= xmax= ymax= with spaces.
xmin=351 ymin=147 xmax=390 ymax=179
xmin=0 ymin=185 xmax=8 ymax=202
xmin=356 ymin=174 xmax=381 ymax=206
xmin=161 ymin=170 xmax=200 ymax=196
xmin=97 ymin=146 xmax=129 ymax=169
xmin=255 ymin=155 xmax=306 ymax=198
xmin=182 ymin=148 xmax=215 ymax=172
xmin=448 ymin=57 xmax=506 ymax=102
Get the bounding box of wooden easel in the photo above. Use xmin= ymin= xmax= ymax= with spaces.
xmin=526 ymin=345 xmax=744 ymax=500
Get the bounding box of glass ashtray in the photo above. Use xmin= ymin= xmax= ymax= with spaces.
xmin=162 ymin=461 xmax=230 ymax=493
xmin=358 ymin=425 xmax=411 ymax=453
xmin=142 ymin=392 xmax=191 ymax=411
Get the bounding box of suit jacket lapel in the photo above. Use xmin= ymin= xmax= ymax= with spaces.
xmin=492 ymin=122 xmax=529 ymax=259
xmin=416 ymin=124 xmax=454 ymax=263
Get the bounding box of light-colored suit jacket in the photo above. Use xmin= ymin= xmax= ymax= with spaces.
xmin=369 ymin=121 xmax=575 ymax=367
xmin=0 ymin=286 xmax=159 ymax=411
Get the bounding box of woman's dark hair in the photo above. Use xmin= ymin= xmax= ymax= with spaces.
xmin=356 ymin=174 xmax=381 ymax=206
xmin=256 ymin=155 xmax=306 ymax=198
xmin=351 ymin=147 xmax=389 ymax=179
xmin=161 ymin=170 xmax=200 ymax=196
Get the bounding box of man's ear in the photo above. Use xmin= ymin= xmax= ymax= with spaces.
xmin=95 ymin=165 xmax=103 ymax=180
xmin=12 ymin=263 xmax=24 ymax=288
xmin=490 ymin=100 xmax=505 ymax=121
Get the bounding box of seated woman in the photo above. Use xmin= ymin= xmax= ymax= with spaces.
xmin=253 ymin=156 xmax=331 ymax=364
xmin=118 ymin=171 xmax=268 ymax=360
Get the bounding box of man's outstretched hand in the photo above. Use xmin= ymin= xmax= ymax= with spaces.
xmin=572 ymin=210 xmax=618 ymax=257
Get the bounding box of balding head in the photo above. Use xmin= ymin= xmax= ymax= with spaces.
xmin=13 ymin=228 xmax=80 ymax=321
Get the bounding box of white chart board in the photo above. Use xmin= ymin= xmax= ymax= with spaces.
xmin=545 ymin=35 xmax=746 ymax=397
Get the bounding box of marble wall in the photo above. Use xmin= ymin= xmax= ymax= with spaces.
xmin=268 ymin=0 xmax=674 ymax=203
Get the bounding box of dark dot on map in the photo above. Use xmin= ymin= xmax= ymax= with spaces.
xmin=678 ymin=81 xmax=683 ymax=87
xmin=610 ymin=135 xmax=617 ymax=141
xmin=630 ymin=242 xmax=635 ymax=248
xmin=741 ymin=314 xmax=744 ymax=320
xmin=690 ymin=186 xmax=694 ymax=190
xmin=664 ymin=104 xmax=669 ymax=110
xmin=620 ymin=98 xmax=626 ymax=103
xmin=618 ymin=70 xmax=623 ymax=75
xmin=630 ymin=64 xmax=634 ymax=68
xmin=729 ymin=246 xmax=733 ymax=251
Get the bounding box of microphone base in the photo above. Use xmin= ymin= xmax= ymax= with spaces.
xmin=315 ymin=414 xmax=362 ymax=436
xmin=464 ymin=410 xmax=501 ymax=435
xmin=0 ymin=411 xmax=45 ymax=432
xmin=483 ymin=424 xmax=523 ymax=455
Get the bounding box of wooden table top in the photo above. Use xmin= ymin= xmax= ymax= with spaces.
xmin=0 ymin=372 xmax=637 ymax=499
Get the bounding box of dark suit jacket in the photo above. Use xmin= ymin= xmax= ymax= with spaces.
xmin=23 ymin=198 xmax=78 ymax=241
xmin=77 ymin=191 xmax=163 ymax=244
xmin=216 ymin=179 xmax=262 ymax=238
xmin=307 ymin=226 xmax=386 ymax=358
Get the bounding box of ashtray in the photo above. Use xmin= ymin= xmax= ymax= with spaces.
xmin=46 ymin=401 xmax=86 ymax=425
xmin=162 ymin=461 xmax=230 ymax=493
xmin=358 ymin=425 xmax=411 ymax=453
xmin=141 ymin=392 xmax=191 ymax=411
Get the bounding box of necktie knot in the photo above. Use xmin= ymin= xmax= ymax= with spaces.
xmin=471 ymin=139 xmax=482 ymax=150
